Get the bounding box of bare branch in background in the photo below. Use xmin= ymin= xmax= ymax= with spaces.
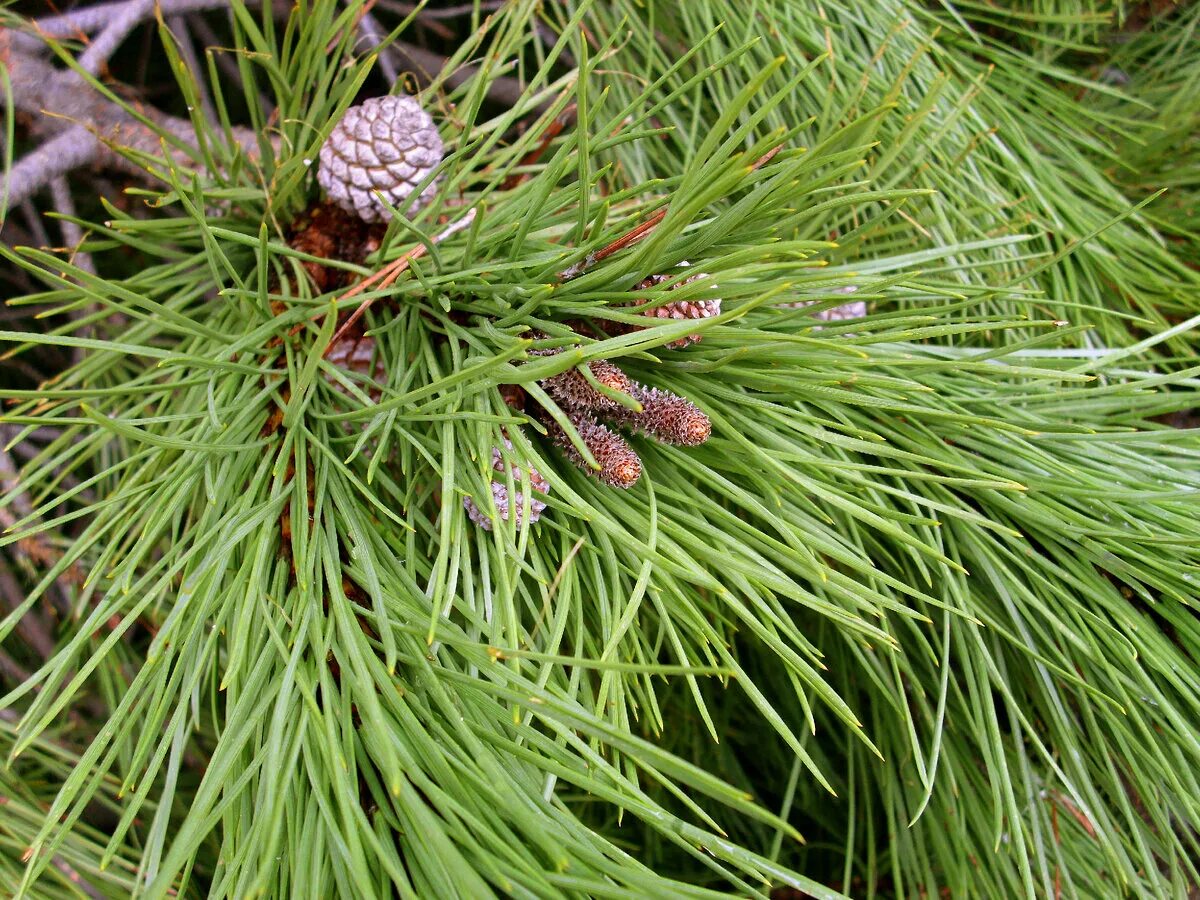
xmin=0 ymin=647 xmax=31 ymax=685
xmin=3 ymin=128 xmax=97 ymax=210
xmin=0 ymin=445 xmax=34 ymax=527
xmin=186 ymin=13 xmax=275 ymax=116
xmin=23 ymin=0 xmax=256 ymax=46
xmin=2 ymin=0 xmax=540 ymax=214
xmin=0 ymin=438 xmax=76 ymax=618
xmin=0 ymin=3 xmax=270 ymax=209
xmin=48 ymin=857 xmax=106 ymax=900
xmin=389 ymin=39 xmax=528 ymax=107
xmin=358 ymin=11 xmax=399 ymax=84
xmin=352 ymin=4 xmax=535 ymax=109
xmin=76 ymin=0 xmax=156 ymax=74
xmin=49 ymin=176 xmax=96 ymax=276
xmin=168 ymin=15 xmax=218 ymax=123
xmin=0 ymin=563 xmax=56 ymax=661
xmin=19 ymin=200 xmax=52 ymax=248
xmin=375 ymin=0 xmax=506 ymax=19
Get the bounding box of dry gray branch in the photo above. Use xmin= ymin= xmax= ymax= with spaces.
xmin=389 ymin=39 xmax=528 ymax=107
xmin=358 ymin=11 xmax=399 ymax=84
xmin=186 ymin=13 xmax=275 ymax=115
xmin=27 ymin=0 xmax=246 ymax=44
xmin=77 ymin=0 xmax=156 ymax=74
xmin=49 ymin=175 xmax=96 ymax=276
xmin=0 ymin=46 xmax=262 ymax=205
xmin=376 ymin=0 xmax=506 ymax=19
xmin=3 ymin=127 xmax=96 ymax=209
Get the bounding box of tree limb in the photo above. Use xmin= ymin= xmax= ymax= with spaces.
xmin=0 ymin=25 xmax=262 ymax=207
xmin=3 ymin=127 xmax=96 ymax=210
xmin=23 ymin=0 xmax=259 ymax=45
xmin=77 ymin=0 xmax=156 ymax=75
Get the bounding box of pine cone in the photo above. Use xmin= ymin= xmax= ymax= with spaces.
xmin=608 ymin=383 xmax=711 ymax=446
xmin=286 ymin=201 xmax=384 ymax=293
xmin=463 ymin=440 xmax=550 ymax=530
xmin=534 ymin=347 xmax=633 ymax=413
xmin=545 ymin=412 xmax=642 ymax=489
xmin=317 ymin=95 xmax=443 ymax=223
xmin=785 ymin=287 xmax=866 ymax=323
xmin=629 ymin=262 xmax=720 ymax=348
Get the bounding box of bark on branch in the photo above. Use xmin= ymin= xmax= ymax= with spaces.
xmin=0 ymin=20 xmax=262 ymax=208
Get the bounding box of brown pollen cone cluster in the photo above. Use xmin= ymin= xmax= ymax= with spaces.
xmin=516 ymin=342 xmax=712 ymax=490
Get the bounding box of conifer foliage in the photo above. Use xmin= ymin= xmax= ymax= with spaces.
xmin=1 ymin=1 xmax=1199 ymax=897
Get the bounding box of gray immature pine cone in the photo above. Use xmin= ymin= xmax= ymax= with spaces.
xmin=317 ymin=95 xmax=443 ymax=223
xmin=784 ymin=287 xmax=866 ymax=324
xmin=463 ymin=440 xmax=550 ymax=531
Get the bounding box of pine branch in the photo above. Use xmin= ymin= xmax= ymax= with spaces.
xmin=1 ymin=2 xmax=1199 ymax=897
xmin=2 ymin=128 xmax=96 ymax=209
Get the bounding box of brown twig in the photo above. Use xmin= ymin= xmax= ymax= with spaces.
xmin=325 ymin=207 xmax=477 ymax=353
xmin=1045 ymin=790 xmax=1097 ymax=839
xmin=557 ymin=209 xmax=668 ymax=282
xmin=502 ymin=103 xmax=577 ymax=190
xmin=556 ymin=142 xmax=784 ymax=283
